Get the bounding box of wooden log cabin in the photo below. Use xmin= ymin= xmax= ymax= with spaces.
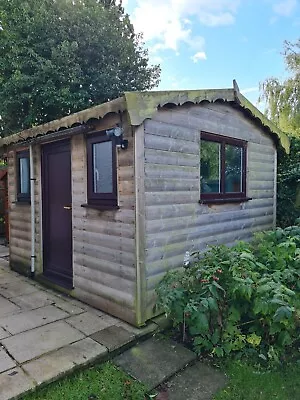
xmin=0 ymin=83 xmax=289 ymax=326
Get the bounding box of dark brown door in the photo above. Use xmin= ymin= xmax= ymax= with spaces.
xmin=42 ymin=140 xmax=73 ymax=288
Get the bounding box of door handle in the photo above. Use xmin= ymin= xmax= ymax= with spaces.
xmin=63 ymin=206 xmax=72 ymax=210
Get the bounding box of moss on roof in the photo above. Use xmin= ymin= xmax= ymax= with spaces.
xmin=124 ymin=88 xmax=289 ymax=153
xmin=0 ymin=84 xmax=289 ymax=153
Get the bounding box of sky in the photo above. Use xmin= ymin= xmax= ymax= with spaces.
xmin=121 ymin=0 xmax=299 ymax=107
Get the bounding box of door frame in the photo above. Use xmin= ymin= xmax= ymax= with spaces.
xmin=41 ymin=139 xmax=73 ymax=289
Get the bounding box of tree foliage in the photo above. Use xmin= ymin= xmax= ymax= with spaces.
xmin=0 ymin=0 xmax=160 ymax=135
xmin=260 ymin=39 xmax=300 ymax=136
xmin=277 ymin=137 xmax=300 ymax=228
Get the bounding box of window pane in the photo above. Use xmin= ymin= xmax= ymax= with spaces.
xmin=93 ymin=141 xmax=113 ymax=193
xmin=19 ymin=157 xmax=30 ymax=194
xmin=201 ymin=140 xmax=221 ymax=193
xmin=225 ymin=145 xmax=243 ymax=193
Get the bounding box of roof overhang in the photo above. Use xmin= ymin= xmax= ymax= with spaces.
xmin=0 ymin=82 xmax=289 ymax=153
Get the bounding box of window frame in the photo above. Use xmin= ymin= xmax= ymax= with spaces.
xmin=16 ymin=150 xmax=31 ymax=203
xmin=86 ymin=131 xmax=118 ymax=208
xmin=200 ymin=131 xmax=247 ymax=203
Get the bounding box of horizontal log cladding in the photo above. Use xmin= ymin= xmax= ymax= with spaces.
xmin=142 ymin=102 xmax=277 ymax=322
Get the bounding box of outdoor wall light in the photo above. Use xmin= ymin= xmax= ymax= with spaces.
xmin=106 ymin=126 xmax=128 ymax=150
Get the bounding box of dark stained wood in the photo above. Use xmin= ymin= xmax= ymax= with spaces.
xmin=200 ymin=131 xmax=247 ymax=201
xmin=42 ymin=140 xmax=73 ymax=288
xmin=86 ymin=131 xmax=117 ymax=207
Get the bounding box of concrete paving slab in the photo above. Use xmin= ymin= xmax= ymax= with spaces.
xmin=0 ymin=327 xmax=10 ymax=340
xmin=66 ymin=312 xmax=111 ymax=335
xmin=0 ymin=305 xmax=69 ymax=335
xmin=2 ymin=321 xmax=85 ymax=363
xmin=100 ymin=313 xmax=122 ymax=325
xmin=0 ymin=348 xmax=16 ymax=373
xmin=166 ymin=361 xmax=227 ymax=400
xmin=0 ymin=297 xmax=20 ymax=318
xmin=12 ymin=290 xmax=59 ymax=311
xmin=91 ymin=325 xmax=134 ymax=351
xmin=117 ymin=321 xmax=158 ymax=338
xmin=0 ymin=281 xmax=39 ymax=299
xmin=0 ymin=257 xmax=9 ymax=266
xmin=0 ymin=247 xmax=9 ymax=257
xmin=23 ymin=338 xmax=107 ymax=385
xmin=114 ymin=337 xmax=196 ymax=390
xmin=0 ymin=367 xmax=35 ymax=400
xmin=52 ymin=298 xmax=85 ymax=315
xmin=0 ymin=274 xmax=24 ymax=285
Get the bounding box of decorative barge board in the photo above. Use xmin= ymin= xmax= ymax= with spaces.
xmin=1 ymin=82 xmax=289 ymax=326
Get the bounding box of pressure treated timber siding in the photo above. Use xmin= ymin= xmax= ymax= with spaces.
xmin=143 ymin=102 xmax=276 ymax=320
xmin=8 ymin=146 xmax=41 ymax=272
xmin=71 ymin=116 xmax=137 ymax=325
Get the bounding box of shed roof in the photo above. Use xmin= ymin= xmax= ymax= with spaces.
xmin=0 ymin=82 xmax=289 ymax=152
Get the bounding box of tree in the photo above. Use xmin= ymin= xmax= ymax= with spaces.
xmin=0 ymin=0 xmax=160 ymax=135
xmin=260 ymin=39 xmax=300 ymax=227
xmin=260 ymin=39 xmax=299 ymax=136
xmin=276 ymin=137 xmax=300 ymax=227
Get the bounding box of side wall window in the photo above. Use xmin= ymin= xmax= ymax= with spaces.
xmin=16 ymin=150 xmax=30 ymax=202
xmin=200 ymin=132 xmax=247 ymax=201
xmin=86 ymin=132 xmax=117 ymax=207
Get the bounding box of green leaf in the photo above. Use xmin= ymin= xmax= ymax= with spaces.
xmin=207 ymin=297 xmax=218 ymax=312
xmin=213 ymin=347 xmax=224 ymax=357
xmin=189 ymin=313 xmax=209 ymax=335
xmin=211 ymin=329 xmax=220 ymax=345
xmin=273 ymin=306 xmax=293 ymax=322
xmin=278 ymin=331 xmax=292 ymax=346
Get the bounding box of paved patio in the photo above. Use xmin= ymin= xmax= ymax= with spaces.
xmin=0 ymin=250 xmax=158 ymax=400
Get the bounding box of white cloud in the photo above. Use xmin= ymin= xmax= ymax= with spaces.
xmin=273 ymin=0 xmax=298 ymax=16
xmin=191 ymin=52 xmax=207 ymax=62
xmin=131 ymin=0 xmax=240 ymax=53
xmin=241 ymin=87 xmax=259 ymax=95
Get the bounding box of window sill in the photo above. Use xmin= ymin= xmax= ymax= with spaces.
xmin=199 ymin=197 xmax=252 ymax=205
xmin=13 ymin=200 xmax=31 ymax=205
xmin=81 ymin=203 xmax=120 ymax=211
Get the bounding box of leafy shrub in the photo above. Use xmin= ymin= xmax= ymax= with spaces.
xmin=156 ymin=225 xmax=300 ymax=363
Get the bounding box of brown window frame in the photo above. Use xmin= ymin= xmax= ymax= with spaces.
xmin=200 ymin=132 xmax=248 ymax=203
xmin=16 ymin=150 xmax=31 ymax=203
xmin=86 ymin=131 xmax=118 ymax=208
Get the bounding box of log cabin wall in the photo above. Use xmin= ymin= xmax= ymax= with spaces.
xmin=71 ymin=113 xmax=137 ymax=325
xmin=142 ymin=102 xmax=277 ymax=321
xmin=8 ymin=145 xmax=42 ymax=273
xmin=8 ymin=112 xmax=137 ymax=325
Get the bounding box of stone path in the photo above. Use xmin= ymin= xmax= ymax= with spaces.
xmin=114 ymin=337 xmax=227 ymax=399
xmin=0 ymin=251 xmax=158 ymax=400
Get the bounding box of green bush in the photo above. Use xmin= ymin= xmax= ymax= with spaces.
xmin=156 ymin=225 xmax=300 ymax=363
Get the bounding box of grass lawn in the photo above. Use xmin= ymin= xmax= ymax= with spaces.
xmin=19 ymin=355 xmax=300 ymax=400
xmin=214 ymin=361 xmax=300 ymax=400
xmin=21 ymin=362 xmax=148 ymax=400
